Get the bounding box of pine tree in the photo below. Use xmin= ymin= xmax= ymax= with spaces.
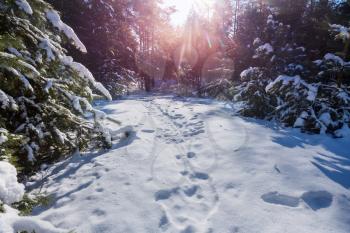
xmin=0 ymin=0 xmax=112 ymax=176
xmin=47 ymin=0 xmax=139 ymax=96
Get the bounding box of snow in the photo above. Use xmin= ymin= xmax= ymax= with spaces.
xmin=0 ymin=52 xmax=16 ymax=59
xmin=267 ymin=15 xmax=275 ymax=25
xmin=25 ymin=144 xmax=35 ymax=162
xmin=44 ymin=80 xmax=53 ymax=93
xmin=256 ymin=43 xmax=274 ymax=55
xmin=266 ymin=75 xmax=318 ymax=102
xmin=39 ymin=38 xmax=57 ymax=61
xmin=253 ymin=38 xmax=261 ymax=46
xmin=293 ymin=111 xmax=309 ymax=128
xmin=0 ymin=90 xmax=10 ymax=109
xmin=0 ymin=134 xmax=7 ymax=145
xmin=319 ymin=112 xmax=333 ymax=127
xmin=17 ymin=59 xmax=40 ymax=76
xmin=0 ymin=205 xmax=66 ymax=233
xmin=46 ymin=10 xmax=87 ymax=53
xmin=0 ymin=90 xmax=18 ymax=111
xmin=313 ymin=59 xmax=323 ymax=66
xmin=240 ymin=67 xmax=259 ymax=80
xmin=296 ymin=47 xmax=306 ymax=52
xmin=17 ymin=95 xmax=350 ymax=233
xmin=60 ymin=56 xmax=112 ymax=100
xmin=0 ymin=162 xmax=24 ymax=205
xmin=0 ymin=128 xmax=8 ymax=145
xmin=337 ymin=91 xmax=350 ymax=104
xmin=15 ymin=0 xmax=33 ymax=15
xmin=19 ymin=75 xmax=34 ymax=92
xmin=54 ymin=127 xmax=67 ymax=144
xmin=7 ymin=47 xmax=22 ymax=57
xmin=335 ymin=125 xmax=350 ymax=138
xmin=330 ymin=24 xmax=350 ymax=41
xmin=324 ymin=53 xmax=345 ymax=66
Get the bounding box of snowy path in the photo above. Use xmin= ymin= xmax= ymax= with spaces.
xmin=29 ymin=95 xmax=350 ymax=233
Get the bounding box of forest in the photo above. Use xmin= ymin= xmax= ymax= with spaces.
xmin=0 ymin=0 xmax=350 ymax=232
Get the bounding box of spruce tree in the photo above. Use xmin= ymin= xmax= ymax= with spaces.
xmin=0 ymin=0 xmax=112 ymax=176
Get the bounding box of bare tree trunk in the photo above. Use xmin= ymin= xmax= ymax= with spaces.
xmin=233 ymin=0 xmax=239 ymax=35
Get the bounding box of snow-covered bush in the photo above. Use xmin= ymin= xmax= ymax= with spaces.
xmin=0 ymin=0 xmax=112 ymax=175
xmin=265 ymin=75 xmax=321 ymax=133
xmin=234 ymin=67 xmax=274 ymax=118
xmin=198 ymin=79 xmax=233 ymax=100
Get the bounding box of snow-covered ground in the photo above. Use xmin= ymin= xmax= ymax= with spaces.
xmin=5 ymin=95 xmax=350 ymax=233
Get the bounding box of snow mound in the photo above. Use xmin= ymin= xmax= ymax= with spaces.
xmin=0 ymin=205 xmax=66 ymax=233
xmin=46 ymin=10 xmax=87 ymax=53
xmin=0 ymin=162 xmax=24 ymax=205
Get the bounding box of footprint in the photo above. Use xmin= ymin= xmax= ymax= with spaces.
xmin=191 ymin=172 xmax=209 ymax=180
xmin=96 ymin=188 xmax=104 ymax=193
xmin=187 ymin=152 xmax=196 ymax=159
xmin=155 ymin=188 xmax=178 ymax=201
xmin=159 ymin=213 xmax=169 ymax=230
xmin=141 ymin=129 xmax=155 ymax=133
xmin=301 ymin=191 xmax=333 ymax=210
xmin=183 ymin=185 xmax=199 ymax=197
xmin=181 ymin=226 xmax=196 ymax=233
xmin=261 ymin=192 xmax=300 ymax=207
xmin=180 ymin=171 xmax=189 ymax=176
xmin=92 ymin=208 xmax=106 ymax=216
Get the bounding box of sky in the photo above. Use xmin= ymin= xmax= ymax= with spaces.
xmin=163 ymin=0 xmax=214 ymax=26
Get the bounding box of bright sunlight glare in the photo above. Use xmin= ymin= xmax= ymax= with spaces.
xmin=163 ymin=0 xmax=214 ymax=26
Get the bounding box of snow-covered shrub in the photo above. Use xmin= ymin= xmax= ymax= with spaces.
xmin=0 ymin=0 xmax=112 ymax=175
xmin=265 ymin=75 xmax=322 ymax=133
xmin=234 ymin=67 xmax=274 ymax=118
xmin=265 ymin=71 xmax=350 ymax=135
xmin=198 ymin=79 xmax=233 ymax=100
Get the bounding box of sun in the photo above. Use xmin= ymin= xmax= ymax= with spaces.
xmin=163 ymin=0 xmax=213 ymax=26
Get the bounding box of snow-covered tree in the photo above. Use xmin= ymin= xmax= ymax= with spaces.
xmin=0 ymin=0 xmax=112 ymax=176
xmin=48 ymin=0 xmax=139 ymax=96
xmin=233 ymin=12 xmax=350 ymax=136
xmin=234 ymin=13 xmax=309 ymax=118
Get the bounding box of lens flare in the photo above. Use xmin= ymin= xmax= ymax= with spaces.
xmin=163 ymin=0 xmax=213 ymax=26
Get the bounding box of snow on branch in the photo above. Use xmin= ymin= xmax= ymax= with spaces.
xmin=46 ymin=10 xmax=87 ymax=53
xmin=15 ymin=0 xmax=33 ymax=15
